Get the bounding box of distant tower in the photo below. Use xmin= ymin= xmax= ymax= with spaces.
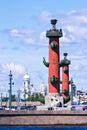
xmin=30 ymin=84 xmax=35 ymax=95
xmin=22 ymin=73 xmax=30 ymax=99
xmin=59 ymin=53 xmax=71 ymax=103
xmin=39 ymin=82 xmax=47 ymax=96
xmin=43 ymin=19 xmax=63 ymax=106
xmin=70 ymin=79 xmax=76 ymax=104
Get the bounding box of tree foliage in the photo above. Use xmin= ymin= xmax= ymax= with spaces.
xmin=11 ymin=95 xmax=16 ymax=101
xmin=2 ymin=94 xmax=16 ymax=102
xmin=26 ymin=93 xmax=45 ymax=104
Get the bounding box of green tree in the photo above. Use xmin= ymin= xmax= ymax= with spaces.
xmin=2 ymin=97 xmax=9 ymax=102
xmin=26 ymin=93 xmax=45 ymax=104
xmin=11 ymin=95 xmax=16 ymax=101
xmin=38 ymin=96 xmax=45 ymax=104
xmin=27 ymin=96 xmax=32 ymax=101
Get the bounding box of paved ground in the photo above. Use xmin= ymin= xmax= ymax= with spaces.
xmin=0 ymin=110 xmax=87 ymax=126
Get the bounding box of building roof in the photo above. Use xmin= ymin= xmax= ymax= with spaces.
xmin=23 ymin=73 xmax=30 ymax=80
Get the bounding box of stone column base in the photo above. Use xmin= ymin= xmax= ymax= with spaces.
xmin=45 ymin=93 xmax=63 ymax=107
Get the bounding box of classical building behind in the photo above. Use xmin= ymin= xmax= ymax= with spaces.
xmin=39 ymin=82 xmax=47 ymax=96
xmin=21 ymin=73 xmax=30 ymax=99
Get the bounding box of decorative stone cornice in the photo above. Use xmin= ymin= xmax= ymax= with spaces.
xmin=59 ymin=53 xmax=71 ymax=67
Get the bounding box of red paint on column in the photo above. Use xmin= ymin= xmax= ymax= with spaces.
xmin=46 ymin=19 xmax=63 ymax=94
xmin=62 ymin=65 xmax=69 ymax=98
xmin=48 ymin=38 xmax=60 ymax=93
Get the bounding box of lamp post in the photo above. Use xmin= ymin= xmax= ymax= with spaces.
xmin=17 ymin=89 xmax=21 ymax=109
xmin=24 ymin=82 xmax=26 ymax=106
xmin=9 ymin=70 xmax=14 ymax=109
xmin=6 ymin=93 xmax=7 ymax=107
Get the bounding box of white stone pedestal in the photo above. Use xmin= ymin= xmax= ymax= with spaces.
xmin=45 ymin=93 xmax=63 ymax=107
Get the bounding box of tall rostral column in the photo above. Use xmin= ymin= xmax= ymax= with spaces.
xmin=59 ymin=53 xmax=71 ymax=104
xmin=43 ymin=19 xmax=63 ymax=106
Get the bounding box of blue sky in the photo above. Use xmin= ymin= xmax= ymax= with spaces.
xmin=0 ymin=0 xmax=87 ymax=96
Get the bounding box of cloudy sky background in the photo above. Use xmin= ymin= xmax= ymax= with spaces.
xmin=0 ymin=0 xmax=87 ymax=96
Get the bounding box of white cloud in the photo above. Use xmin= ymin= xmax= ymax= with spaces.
xmin=72 ymin=65 xmax=79 ymax=71
xmin=0 ymin=29 xmax=34 ymax=38
xmin=23 ymin=38 xmax=35 ymax=44
xmin=60 ymin=30 xmax=74 ymax=43
xmin=10 ymin=29 xmax=21 ymax=37
xmin=40 ymin=31 xmax=46 ymax=40
xmin=38 ymin=31 xmax=48 ymax=45
xmin=76 ymin=16 xmax=87 ymax=23
xmin=10 ymin=29 xmax=34 ymax=37
xmin=1 ymin=62 xmax=26 ymax=74
xmin=61 ymin=24 xmax=87 ymax=43
xmin=67 ymin=10 xmax=77 ymax=15
xmin=67 ymin=11 xmax=87 ymax=38
xmin=38 ymin=11 xmax=53 ymax=22
xmin=69 ymin=54 xmax=84 ymax=60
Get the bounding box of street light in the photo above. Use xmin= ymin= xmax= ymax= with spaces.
xmin=17 ymin=89 xmax=21 ymax=109
xmin=24 ymin=82 xmax=27 ymax=106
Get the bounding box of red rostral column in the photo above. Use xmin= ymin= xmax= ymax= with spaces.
xmin=59 ymin=53 xmax=71 ymax=100
xmin=43 ymin=19 xmax=62 ymax=94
